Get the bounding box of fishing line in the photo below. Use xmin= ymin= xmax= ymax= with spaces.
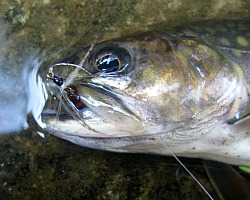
xmin=170 ymin=152 xmax=214 ymax=200
xmin=48 ymin=28 xmax=213 ymax=199
xmin=158 ymin=139 xmax=214 ymax=200
xmin=63 ymin=34 xmax=99 ymax=87
xmin=47 ymin=35 xmax=100 ymax=133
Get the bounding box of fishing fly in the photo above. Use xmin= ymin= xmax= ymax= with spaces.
xmin=47 ymin=71 xmax=85 ymax=110
xmin=46 ymin=37 xmax=98 ymax=130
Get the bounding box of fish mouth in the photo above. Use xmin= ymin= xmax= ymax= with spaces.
xmin=42 ymin=81 xmax=146 ymax=138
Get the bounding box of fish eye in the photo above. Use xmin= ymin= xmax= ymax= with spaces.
xmin=96 ymin=53 xmax=120 ymax=72
xmin=91 ymin=46 xmax=130 ymax=74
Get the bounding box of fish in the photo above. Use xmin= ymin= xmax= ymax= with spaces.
xmin=42 ymin=19 xmax=250 ymax=167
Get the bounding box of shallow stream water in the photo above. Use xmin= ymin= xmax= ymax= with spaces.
xmin=0 ymin=0 xmax=250 ymax=199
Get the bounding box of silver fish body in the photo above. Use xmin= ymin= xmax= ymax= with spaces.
xmin=43 ymin=20 xmax=250 ymax=165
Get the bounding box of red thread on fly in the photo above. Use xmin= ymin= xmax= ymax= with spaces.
xmin=48 ymin=72 xmax=85 ymax=110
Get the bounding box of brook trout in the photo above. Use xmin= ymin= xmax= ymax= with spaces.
xmin=43 ymin=19 xmax=250 ymax=166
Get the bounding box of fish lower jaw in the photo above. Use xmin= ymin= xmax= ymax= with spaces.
xmin=45 ymin=119 xmax=149 ymax=138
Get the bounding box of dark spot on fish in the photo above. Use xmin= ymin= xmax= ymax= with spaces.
xmin=140 ymin=48 xmax=148 ymax=55
xmin=165 ymin=44 xmax=172 ymax=52
xmin=145 ymin=35 xmax=158 ymax=42
xmin=149 ymin=137 xmax=156 ymax=141
xmin=192 ymin=147 xmax=195 ymax=150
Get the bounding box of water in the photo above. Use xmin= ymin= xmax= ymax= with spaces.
xmin=0 ymin=0 xmax=250 ymax=199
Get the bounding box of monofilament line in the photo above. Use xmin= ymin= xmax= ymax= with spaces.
xmin=63 ymin=35 xmax=99 ymax=87
xmin=157 ymin=137 xmax=214 ymax=200
xmin=170 ymin=152 xmax=214 ymax=200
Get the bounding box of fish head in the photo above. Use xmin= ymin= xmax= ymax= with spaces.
xmin=44 ymin=33 xmax=195 ymax=137
xmin=42 ymin=30 xmax=248 ymax=161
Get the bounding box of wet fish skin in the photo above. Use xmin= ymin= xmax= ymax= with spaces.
xmin=44 ymin=20 xmax=250 ymax=166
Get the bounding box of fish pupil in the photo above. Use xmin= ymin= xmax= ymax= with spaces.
xmin=96 ymin=54 xmax=120 ymax=72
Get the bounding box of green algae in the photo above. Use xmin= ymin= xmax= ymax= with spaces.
xmin=239 ymin=166 xmax=250 ymax=174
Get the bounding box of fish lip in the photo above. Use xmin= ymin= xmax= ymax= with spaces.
xmin=43 ymin=80 xmax=135 ymax=122
xmin=77 ymin=81 xmax=134 ymax=116
xmin=79 ymin=81 xmax=120 ymax=100
xmin=42 ymin=80 xmax=145 ymax=137
xmin=42 ymin=81 xmax=124 ymax=121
